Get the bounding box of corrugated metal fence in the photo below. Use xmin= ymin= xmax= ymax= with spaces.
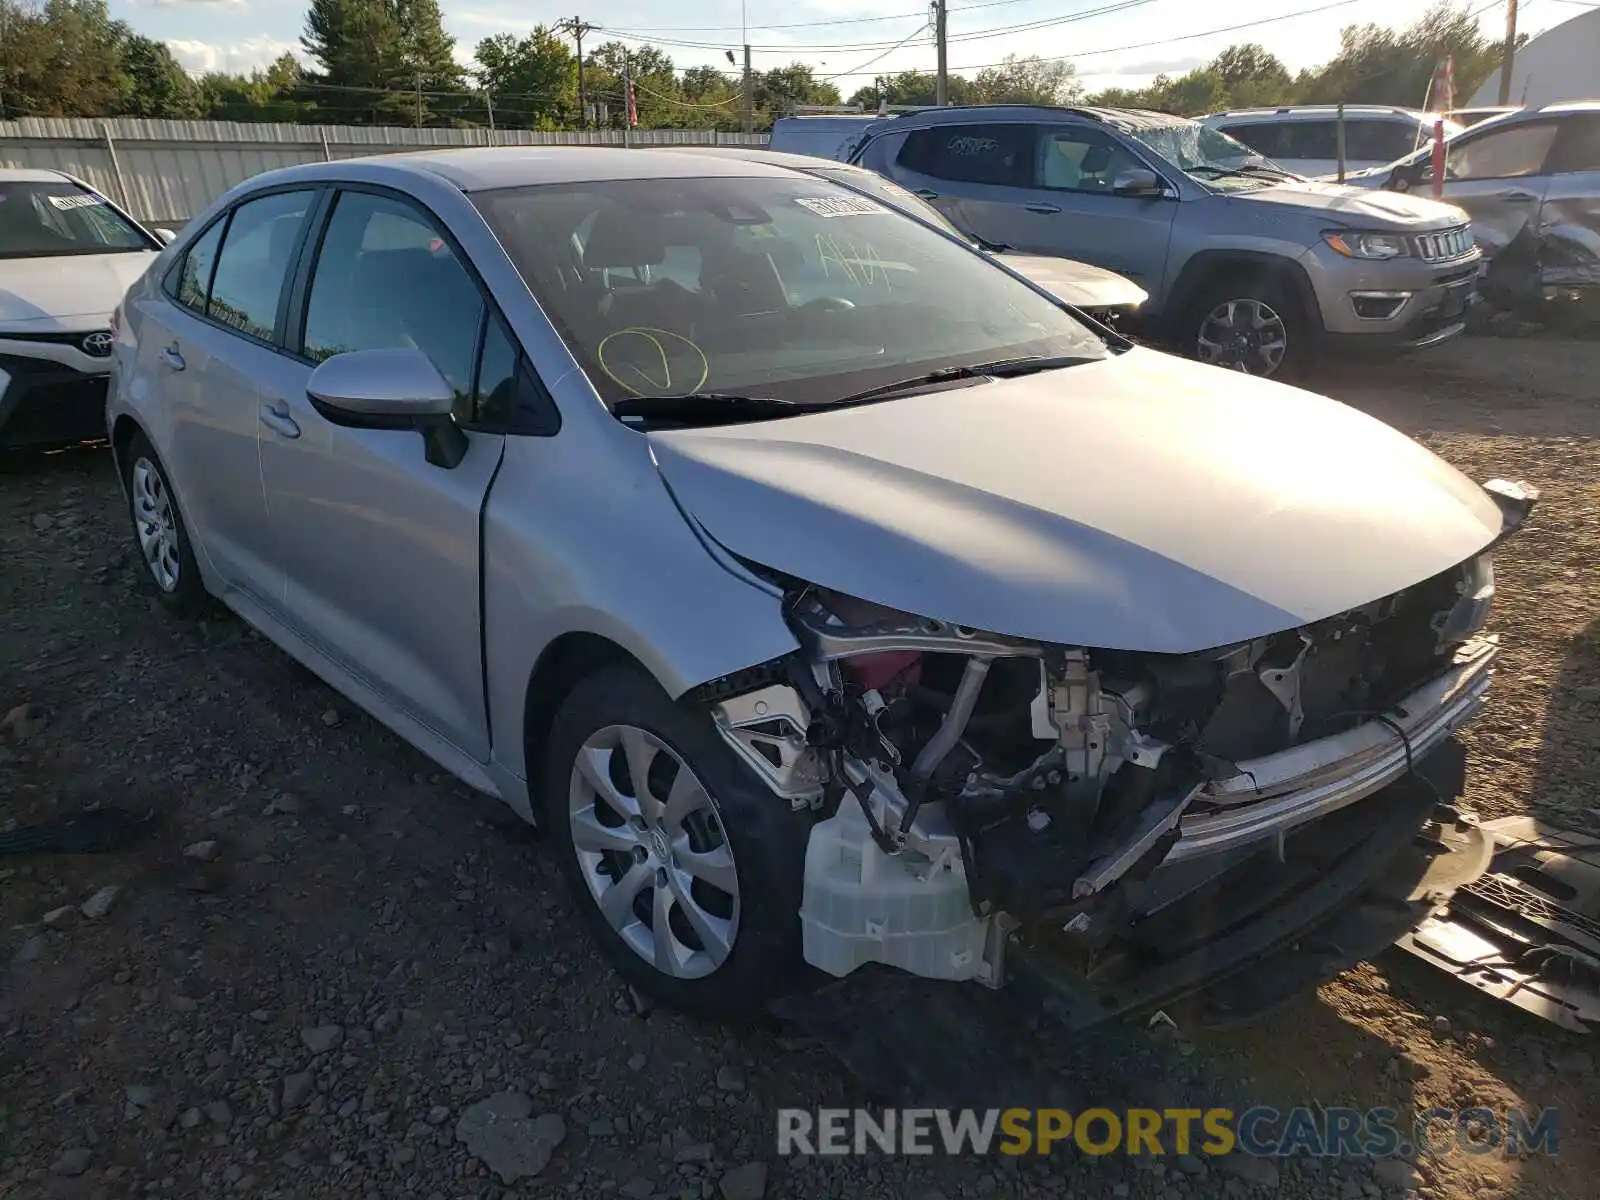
xmin=0 ymin=118 xmax=771 ymax=227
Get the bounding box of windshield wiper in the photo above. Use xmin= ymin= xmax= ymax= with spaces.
xmin=832 ymin=354 xmax=1096 ymax=406
xmin=1186 ymin=164 xmax=1290 ymax=183
xmin=611 ymin=392 xmax=828 ymax=425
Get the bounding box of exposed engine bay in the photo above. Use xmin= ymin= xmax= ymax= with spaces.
xmin=706 ymin=524 xmax=1519 ymax=1007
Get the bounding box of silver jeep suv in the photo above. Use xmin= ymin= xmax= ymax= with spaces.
xmin=850 ymin=105 xmax=1480 ymax=376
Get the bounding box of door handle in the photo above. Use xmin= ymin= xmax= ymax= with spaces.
xmin=259 ymin=402 xmax=300 ymax=440
xmin=1498 ymin=192 xmax=1537 ymax=204
xmin=1025 ymin=203 xmax=1063 ymax=215
xmin=912 ymin=188 xmax=940 ymax=199
xmin=158 ymin=345 xmax=185 ymax=372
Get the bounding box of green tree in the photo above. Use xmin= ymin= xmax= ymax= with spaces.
xmin=475 ymin=27 xmax=575 ymax=128
xmin=0 ymin=0 xmax=128 ymax=118
xmin=847 ymin=70 xmax=972 ymax=110
xmin=119 ymin=33 xmax=201 ymax=119
xmin=302 ymin=0 xmax=463 ymax=123
xmin=755 ymin=62 xmax=842 ymax=122
xmin=1293 ymin=2 xmax=1505 ymax=107
xmin=970 ymin=55 xmax=1080 ymax=106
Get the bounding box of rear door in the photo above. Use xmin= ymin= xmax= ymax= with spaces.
xmin=878 ymin=121 xmax=1038 ymax=246
xmin=1537 ymin=114 xmax=1600 ymax=289
xmin=135 ymin=187 xmax=318 ymax=599
xmin=256 ymin=187 xmax=509 ymax=762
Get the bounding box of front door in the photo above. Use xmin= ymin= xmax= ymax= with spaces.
xmin=1004 ymin=124 xmax=1179 ymax=295
xmin=1434 ymin=119 xmax=1563 ymax=264
xmin=256 ymin=188 xmax=506 ymax=761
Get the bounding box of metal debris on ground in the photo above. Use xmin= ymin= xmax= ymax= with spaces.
xmin=1397 ymin=816 xmax=1600 ymax=1033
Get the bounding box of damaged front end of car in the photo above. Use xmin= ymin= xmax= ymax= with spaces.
xmin=699 ymin=479 xmax=1538 ymax=1029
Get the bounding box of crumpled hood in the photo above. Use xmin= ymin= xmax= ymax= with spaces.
xmin=0 ymin=253 xmax=156 ymax=330
xmin=649 ymin=348 xmax=1506 ymax=654
xmin=996 ymin=253 xmax=1148 ymax=311
xmin=1239 ymin=179 xmax=1467 ymax=228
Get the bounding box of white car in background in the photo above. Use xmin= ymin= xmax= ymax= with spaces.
xmin=0 ymin=169 xmax=169 ymax=448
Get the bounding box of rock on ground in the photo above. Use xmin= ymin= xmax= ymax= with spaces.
xmin=455 ymin=1091 xmax=566 ymax=1184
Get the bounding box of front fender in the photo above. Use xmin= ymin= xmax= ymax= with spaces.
xmin=483 ymin=429 xmax=800 ymax=781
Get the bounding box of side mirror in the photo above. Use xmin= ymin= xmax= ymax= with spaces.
xmin=1112 ymin=167 xmax=1167 ymax=198
xmin=307 ymin=347 xmax=468 ymax=469
xmin=153 ymin=228 xmax=177 ymax=245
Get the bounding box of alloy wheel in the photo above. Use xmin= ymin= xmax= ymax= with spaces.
xmin=131 ymin=457 xmax=180 ymax=593
xmin=567 ymin=724 xmax=740 ymax=980
xmin=1196 ymin=298 xmax=1289 ymax=376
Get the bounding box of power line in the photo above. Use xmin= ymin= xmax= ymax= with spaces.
xmin=822 ymin=23 xmax=933 ymax=82
xmin=828 ymin=0 xmax=1371 ymax=77
xmin=596 ymin=0 xmax=1064 ymax=33
xmin=595 ymin=0 xmax=1162 ymax=54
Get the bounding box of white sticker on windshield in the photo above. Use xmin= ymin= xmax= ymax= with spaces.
xmin=795 ymin=195 xmax=888 ymax=218
xmin=47 ymin=193 xmax=107 ymax=211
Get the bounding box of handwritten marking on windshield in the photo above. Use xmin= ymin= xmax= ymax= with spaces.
xmin=815 ymin=235 xmax=893 ymax=291
xmin=596 ymin=327 xmax=709 ymax=397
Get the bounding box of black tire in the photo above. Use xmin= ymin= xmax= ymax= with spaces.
xmin=122 ymin=430 xmax=207 ymax=617
xmin=1177 ymin=273 xmax=1311 ymax=380
xmin=542 ymin=664 xmax=814 ymax=1019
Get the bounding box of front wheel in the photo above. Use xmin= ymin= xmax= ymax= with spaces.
xmin=1179 ymin=277 xmax=1310 ymax=379
xmin=541 ymin=665 xmax=814 ymax=1018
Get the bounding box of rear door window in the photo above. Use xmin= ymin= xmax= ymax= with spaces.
xmin=206 ymin=190 xmax=315 ymax=342
xmin=896 ymin=124 xmax=1034 ymax=187
xmin=1279 ymin=121 xmax=1338 ymax=160
xmin=1345 ymin=120 xmax=1421 ymax=163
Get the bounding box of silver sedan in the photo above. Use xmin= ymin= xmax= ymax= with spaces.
xmin=109 ymin=147 xmax=1530 ymax=1025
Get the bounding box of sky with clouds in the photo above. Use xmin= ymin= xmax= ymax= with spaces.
xmin=113 ymin=0 xmax=1560 ymax=95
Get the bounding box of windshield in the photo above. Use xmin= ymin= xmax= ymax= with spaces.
xmin=809 ymin=167 xmax=966 ymax=239
xmin=1120 ymin=120 xmax=1285 ymax=190
xmin=474 ymin=176 xmax=1109 ymax=408
xmin=0 ymin=181 xmax=154 ymax=258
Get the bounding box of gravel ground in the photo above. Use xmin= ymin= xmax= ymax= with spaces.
xmin=1 ymin=338 xmax=1595 ymax=1200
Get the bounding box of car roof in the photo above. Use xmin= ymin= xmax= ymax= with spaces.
xmin=651 ymin=145 xmax=872 ymax=174
xmin=884 ymin=104 xmax=1189 ymax=131
xmin=1202 ymin=106 xmax=1440 ymax=122
xmin=0 ymin=167 xmax=71 ymax=183
xmin=256 ymin=146 xmax=811 ymax=194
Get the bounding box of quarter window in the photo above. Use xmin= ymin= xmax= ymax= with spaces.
xmin=206 ymin=190 xmax=315 ymax=341
xmin=173 ymin=219 xmax=224 ymax=314
xmin=897 ymin=124 xmax=1033 ymax=187
xmin=302 ymin=191 xmax=485 ymax=414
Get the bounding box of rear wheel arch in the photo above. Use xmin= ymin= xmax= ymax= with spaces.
xmin=110 ymin=414 xmax=144 ymax=489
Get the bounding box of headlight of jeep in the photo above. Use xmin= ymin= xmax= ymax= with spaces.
xmin=1324 ymin=230 xmax=1412 ymax=260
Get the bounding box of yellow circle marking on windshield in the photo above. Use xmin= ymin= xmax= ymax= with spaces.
xmin=597 ymin=327 xmax=709 ymax=397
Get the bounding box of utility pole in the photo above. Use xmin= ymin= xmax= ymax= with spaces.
xmin=933 ymin=0 xmax=948 ymax=106
xmin=558 ymin=17 xmax=597 ymax=129
xmin=1497 ymin=0 xmax=1518 ymax=106
xmin=741 ymin=46 xmax=754 ymax=134
xmin=415 ymin=73 xmax=423 ymax=128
